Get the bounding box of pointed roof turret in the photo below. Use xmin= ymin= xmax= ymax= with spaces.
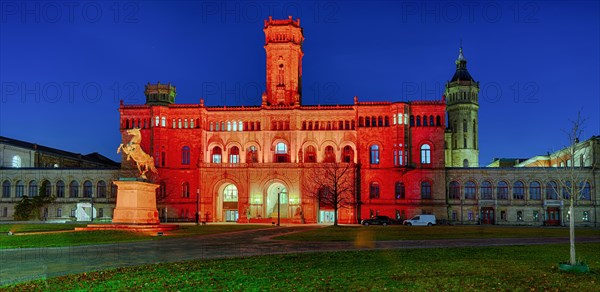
xmin=450 ymin=46 xmax=475 ymax=82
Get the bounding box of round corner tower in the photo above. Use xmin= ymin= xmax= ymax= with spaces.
xmin=445 ymin=47 xmax=479 ymax=167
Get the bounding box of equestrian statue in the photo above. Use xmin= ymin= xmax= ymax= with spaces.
xmin=117 ymin=128 xmax=158 ymax=179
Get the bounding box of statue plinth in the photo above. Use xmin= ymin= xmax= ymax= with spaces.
xmin=112 ymin=180 xmax=160 ymax=224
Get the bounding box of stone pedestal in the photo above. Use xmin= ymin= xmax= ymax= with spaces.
xmin=112 ymin=180 xmax=160 ymax=224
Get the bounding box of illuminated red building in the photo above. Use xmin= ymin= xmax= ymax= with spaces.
xmin=119 ymin=17 xmax=448 ymax=224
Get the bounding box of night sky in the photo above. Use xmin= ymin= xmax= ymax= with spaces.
xmin=1 ymin=1 xmax=598 ymax=165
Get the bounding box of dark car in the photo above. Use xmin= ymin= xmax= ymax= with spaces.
xmin=361 ymin=216 xmax=392 ymax=226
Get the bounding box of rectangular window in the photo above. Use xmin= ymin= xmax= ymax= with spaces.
xmin=99 ymin=208 xmax=104 ymax=218
xmin=184 ymin=119 xmax=188 ymax=128
xmin=467 ymin=211 xmax=473 ymax=221
xmin=533 ymin=211 xmax=539 ymax=222
xmin=56 ymin=207 xmax=62 ymax=217
xmin=71 ymin=208 xmax=76 ymax=217
xmin=451 ymin=211 xmax=457 ymax=221
xmin=500 ymin=210 xmax=507 ymax=221
xmin=172 ymin=119 xmax=176 ymax=128
xmin=1 ymin=207 xmax=7 ymax=217
xmin=582 ymin=211 xmax=590 ymax=222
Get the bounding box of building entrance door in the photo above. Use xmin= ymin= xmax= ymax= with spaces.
xmin=225 ymin=210 xmax=238 ymax=222
xmin=481 ymin=207 xmax=495 ymax=225
xmin=319 ymin=210 xmax=335 ymax=224
xmin=546 ymin=207 xmax=560 ymax=226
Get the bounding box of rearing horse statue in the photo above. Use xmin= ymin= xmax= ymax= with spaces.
xmin=117 ymin=128 xmax=158 ymax=179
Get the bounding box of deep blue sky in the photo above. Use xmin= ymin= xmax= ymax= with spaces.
xmin=1 ymin=1 xmax=599 ymax=165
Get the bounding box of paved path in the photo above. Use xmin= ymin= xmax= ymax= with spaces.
xmin=2 ymin=226 xmax=600 ymax=286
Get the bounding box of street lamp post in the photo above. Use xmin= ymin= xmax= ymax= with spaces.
xmin=196 ymin=189 xmax=200 ymax=225
xmin=277 ymin=188 xmax=281 ymax=226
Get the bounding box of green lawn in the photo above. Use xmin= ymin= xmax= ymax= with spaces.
xmin=276 ymin=225 xmax=600 ymax=241
xmin=0 ymin=224 xmax=269 ymax=249
xmin=0 ymin=223 xmax=87 ymax=233
xmin=5 ymin=243 xmax=599 ymax=291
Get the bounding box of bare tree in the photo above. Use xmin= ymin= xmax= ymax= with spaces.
xmin=552 ymin=112 xmax=596 ymax=266
xmin=304 ymin=162 xmax=356 ymax=226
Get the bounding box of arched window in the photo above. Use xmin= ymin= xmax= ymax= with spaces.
xmin=215 ymin=122 xmax=220 ymax=131
xmin=157 ymin=181 xmax=167 ymax=200
xmin=378 ymin=116 xmax=383 ymax=127
xmin=211 ymin=147 xmax=222 ymax=163
xmin=410 ymin=115 xmax=415 ymax=126
xmin=223 ymin=184 xmax=238 ymax=202
xmin=239 ymin=121 xmax=243 ymax=131
xmin=2 ymin=180 xmax=11 ymax=198
xmin=369 ymin=145 xmax=380 ymax=164
xmin=342 ymin=145 xmax=354 ymax=163
xmin=56 ymin=180 xmax=65 ymax=198
xmin=365 ymin=117 xmax=371 ymax=127
xmin=275 ymin=142 xmax=289 ymax=162
xmin=464 ymin=181 xmax=476 ymax=199
xmin=580 ymin=181 xmax=591 ymax=200
xmin=155 ymin=116 xmax=160 ymax=127
xmin=497 ymin=181 xmax=508 ymax=200
xmin=97 ymin=181 xmax=107 ymax=198
xmin=423 ymin=115 xmax=428 ymax=126
xmin=305 ymin=145 xmax=316 ymax=163
xmin=463 ymin=119 xmax=467 ymax=132
xmin=358 ymin=117 xmax=364 ymax=127
xmin=421 ymin=181 xmax=432 ymax=199
xmin=481 ymin=181 xmax=492 ymax=199
xmin=232 ymin=121 xmax=238 ymax=131
xmin=83 ymin=180 xmax=93 ymax=198
xmin=369 ymin=182 xmax=380 ymax=199
xmin=12 ymin=155 xmax=22 ymax=168
xmin=546 ymin=181 xmax=558 ymax=200
xmin=324 ymin=146 xmax=335 ymax=163
xmin=395 ymin=182 xmax=405 ymax=199
xmin=15 ymin=180 xmax=24 ymax=198
xmin=182 ymin=182 xmax=189 ymax=198
xmin=161 ymin=116 xmax=166 ymax=127
xmin=229 ymin=146 xmax=240 ymax=163
xmin=420 ymin=144 xmax=431 ymax=164
xmin=181 ymin=146 xmax=191 ymax=165
xmin=429 ymin=116 xmax=434 ymax=127
xmin=247 ymin=146 xmax=258 ymax=163
xmin=463 ymin=159 xmax=469 ymax=167
xmin=513 ymin=181 xmax=525 ymax=200
xmin=28 ymin=180 xmax=38 ymax=197
xmin=529 ymin=181 xmax=541 ymax=200
xmin=416 ymin=116 xmax=421 ymax=126
xmin=69 ymin=180 xmax=79 ymax=198
xmin=449 ymin=181 xmax=460 ymax=199
xmin=384 ymin=116 xmax=389 ymax=127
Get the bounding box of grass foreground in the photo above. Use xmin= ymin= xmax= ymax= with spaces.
xmin=0 ymin=224 xmax=269 ymax=249
xmin=276 ymin=225 xmax=600 ymax=241
xmin=5 ymin=243 xmax=600 ymax=291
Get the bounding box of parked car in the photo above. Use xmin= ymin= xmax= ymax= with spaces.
xmin=362 ymin=216 xmax=393 ymax=226
xmin=403 ymin=214 xmax=436 ymax=226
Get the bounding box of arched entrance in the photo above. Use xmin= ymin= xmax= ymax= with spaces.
xmin=216 ymin=183 xmax=239 ymax=222
xmin=266 ymin=183 xmax=288 ymax=219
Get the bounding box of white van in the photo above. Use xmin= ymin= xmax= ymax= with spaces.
xmin=403 ymin=214 xmax=436 ymax=226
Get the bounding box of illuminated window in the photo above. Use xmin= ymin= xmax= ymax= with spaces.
xmin=161 ymin=117 xmax=166 ymax=127
xmin=232 ymin=121 xmax=237 ymax=131
xmin=420 ymin=144 xmax=431 ymax=164
xmin=182 ymin=146 xmax=191 ymax=165
xmin=369 ymin=182 xmax=380 ymax=199
xmin=12 ymin=155 xmax=22 ymax=168
xmin=191 ymin=119 xmax=195 ymax=128
xmin=275 ymin=142 xmax=289 ymax=163
xmin=211 ymin=147 xmax=222 ymax=163
xmin=172 ymin=119 xmax=176 ymax=128
xmin=184 ymin=119 xmax=188 ymax=128
xmin=83 ymin=180 xmax=93 ymax=198
xmin=229 ymin=146 xmax=240 ymax=163
xmin=370 ymin=145 xmax=379 ymax=165
xmin=178 ymin=119 xmax=182 ymax=129
xmin=583 ymin=211 xmax=590 ymax=222
xmin=513 ymin=181 xmax=525 ymax=200
xmin=247 ymin=146 xmax=258 ymax=163
xmin=421 ymin=181 xmax=431 ymax=199
xmin=449 ymin=181 xmax=460 ymax=199
xmin=155 ymin=116 xmax=159 ymax=126
xmin=517 ymin=211 xmax=523 ymax=221
xmin=223 ymin=184 xmax=238 ymax=202
xmin=238 ymin=121 xmax=243 ymax=131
